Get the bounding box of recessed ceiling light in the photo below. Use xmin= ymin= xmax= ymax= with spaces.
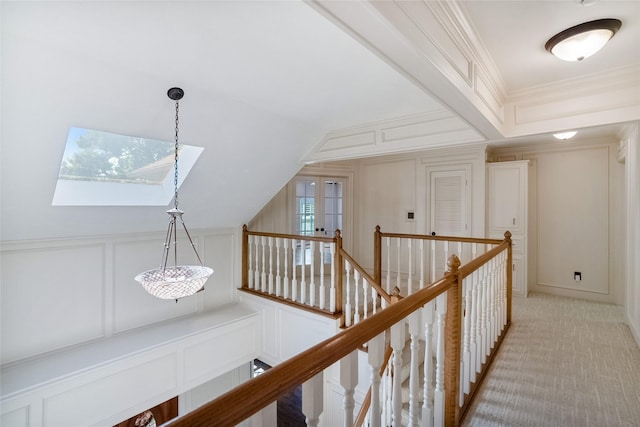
xmin=553 ymin=131 xmax=578 ymax=140
xmin=545 ymin=19 xmax=621 ymax=61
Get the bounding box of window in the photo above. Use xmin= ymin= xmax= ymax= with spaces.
xmin=52 ymin=127 xmax=203 ymax=206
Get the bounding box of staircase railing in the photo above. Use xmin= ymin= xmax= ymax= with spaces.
xmin=241 ymin=225 xmax=393 ymax=327
xmin=165 ymin=230 xmax=512 ymax=427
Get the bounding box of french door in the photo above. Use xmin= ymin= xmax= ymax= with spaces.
xmin=292 ymin=176 xmax=345 ymax=270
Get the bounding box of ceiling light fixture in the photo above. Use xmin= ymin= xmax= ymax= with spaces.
xmin=545 ymin=18 xmax=621 ymax=61
xmin=135 ymin=88 xmax=213 ymax=301
xmin=553 ymin=131 xmax=578 ymax=140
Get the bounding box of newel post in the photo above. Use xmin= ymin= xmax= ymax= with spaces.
xmin=444 ymin=254 xmax=462 ymax=426
xmin=242 ymin=224 xmax=249 ymax=289
xmin=504 ymin=231 xmax=512 ymax=325
xmin=335 ymin=229 xmax=344 ymax=322
xmin=374 ymin=225 xmax=382 ymax=293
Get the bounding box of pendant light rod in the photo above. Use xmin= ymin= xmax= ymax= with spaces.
xmin=134 ymin=87 xmax=213 ymax=300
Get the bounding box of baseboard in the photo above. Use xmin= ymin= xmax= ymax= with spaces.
xmin=626 ymin=312 xmax=640 ymax=348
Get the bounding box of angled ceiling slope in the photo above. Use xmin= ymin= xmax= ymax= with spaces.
xmin=0 ymin=1 xmax=442 ymax=241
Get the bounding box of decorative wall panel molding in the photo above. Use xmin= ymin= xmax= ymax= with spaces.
xmin=0 ymin=305 xmax=258 ymax=427
xmin=1 ymin=227 xmax=239 ymax=364
xmin=303 ymin=111 xmax=484 ymax=163
xmin=505 ymin=66 xmax=640 ymax=135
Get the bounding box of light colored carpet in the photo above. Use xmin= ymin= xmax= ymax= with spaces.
xmin=462 ymin=292 xmax=640 ymax=427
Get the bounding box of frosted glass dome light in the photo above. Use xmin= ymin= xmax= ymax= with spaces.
xmin=545 ymin=19 xmax=621 ymax=62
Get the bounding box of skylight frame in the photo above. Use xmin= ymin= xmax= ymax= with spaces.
xmin=52 ymin=127 xmax=204 ymax=206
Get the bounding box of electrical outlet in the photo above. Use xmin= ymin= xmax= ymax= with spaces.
xmin=574 ymin=272 xmax=582 ymax=281
xmin=406 ymin=211 xmax=415 ymax=222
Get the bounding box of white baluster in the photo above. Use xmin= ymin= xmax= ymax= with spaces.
xmin=330 ymin=242 xmax=336 ymax=312
xmin=462 ymin=276 xmax=472 ymax=395
xmin=480 ymin=264 xmax=488 ymax=364
xmin=254 ymin=236 xmax=260 ymax=291
xmin=457 ymin=241 xmax=463 ymax=264
xmin=484 ymin=262 xmax=492 ymax=358
xmin=261 ymin=236 xmax=267 ymax=292
xmin=407 ymin=239 xmax=413 ymax=295
xmin=340 ymin=350 xmax=358 ymax=426
xmin=345 ymin=261 xmax=352 ymax=327
xmin=291 ymin=239 xmax=298 ymax=302
xmin=354 ymin=269 xmax=361 ymax=324
xmin=474 ymin=269 xmax=482 ymax=376
xmin=396 ymin=238 xmax=401 ymax=293
xmin=382 ymin=362 xmax=392 ymax=427
xmin=302 ymin=372 xmax=323 ymax=427
xmin=407 ymin=311 xmax=421 ymax=427
xmin=490 ymin=257 xmax=497 ymax=348
xmin=283 ymin=238 xmax=289 ymax=299
xmin=309 ymin=240 xmax=316 ymax=307
xmin=275 ymin=237 xmax=281 ymax=297
xmin=470 ymin=270 xmax=479 ymax=382
xmin=368 ymin=333 xmax=385 ymax=427
xmin=319 ymin=242 xmax=325 ymax=310
xmin=268 ymin=236 xmax=274 ymax=294
xmin=419 ymin=239 xmax=425 ymax=290
xmin=434 ymin=293 xmax=447 ymax=427
xmin=390 ymin=320 xmax=404 ymax=427
xmin=501 ymin=251 xmax=507 ymax=329
xmin=385 ymin=237 xmax=391 ymax=309
xmin=422 ymin=300 xmax=435 ymax=427
xmin=430 ymin=240 xmax=436 ymax=283
xmin=300 ymin=240 xmax=307 ymax=305
xmin=248 ymin=235 xmax=254 ymax=289
xmin=362 ymin=278 xmax=369 ymax=320
xmin=372 ymin=287 xmax=378 ymax=315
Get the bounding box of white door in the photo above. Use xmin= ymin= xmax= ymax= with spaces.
xmin=428 ymin=168 xmax=469 ymax=237
xmin=292 ymin=177 xmax=345 ymax=270
xmin=426 ymin=166 xmax=470 ymax=279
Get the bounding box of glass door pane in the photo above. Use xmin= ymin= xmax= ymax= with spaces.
xmin=322 ymin=180 xmax=343 ymax=265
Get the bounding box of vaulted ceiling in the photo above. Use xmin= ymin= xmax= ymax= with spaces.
xmin=2 ymin=1 xmax=639 ymax=241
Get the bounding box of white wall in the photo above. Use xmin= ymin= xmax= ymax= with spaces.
xmin=0 ymin=226 xmax=265 ymax=426
xmin=1 ymin=227 xmax=239 ymax=363
xmin=621 ymin=124 xmax=640 ymax=344
xmin=490 ymin=139 xmax=625 ymax=305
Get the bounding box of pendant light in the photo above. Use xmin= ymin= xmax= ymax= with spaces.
xmin=135 ymin=88 xmax=213 ymax=300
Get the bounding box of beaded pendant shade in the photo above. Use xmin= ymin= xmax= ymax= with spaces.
xmin=135 ymin=87 xmax=213 ymax=300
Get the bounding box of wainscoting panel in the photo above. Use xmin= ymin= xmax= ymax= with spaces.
xmin=183 ymin=316 xmax=258 ymax=389
xmin=202 ymin=232 xmax=237 ymax=309
xmin=1 ymin=227 xmax=239 ymax=366
xmin=1 ymin=243 xmax=106 ymax=363
xmin=43 ymin=354 xmax=177 ymax=427
xmin=113 ymin=238 xmax=199 ymax=334
xmin=237 ymin=292 xmax=338 ymax=366
xmin=1 ymin=305 xmax=258 ymax=427
xmin=0 ymin=405 xmax=28 ymax=427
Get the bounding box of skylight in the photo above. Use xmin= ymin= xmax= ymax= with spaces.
xmin=52 ymin=127 xmax=203 ymax=206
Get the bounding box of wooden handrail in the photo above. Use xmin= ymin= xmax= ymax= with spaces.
xmin=164 ymin=274 xmax=457 ymax=427
xmin=457 ymin=233 xmax=511 ymax=279
xmin=243 ymin=228 xmax=336 ymax=243
xmin=339 ymin=248 xmax=392 ymax=304
xmin=377 ymin=227 xmax=504 ymax=246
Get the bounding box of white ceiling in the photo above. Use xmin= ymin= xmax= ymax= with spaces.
xmin=1 ymin=0 xmax=638 ymax=241
xmin=461 ymin=0 xmax=640 ymax=92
